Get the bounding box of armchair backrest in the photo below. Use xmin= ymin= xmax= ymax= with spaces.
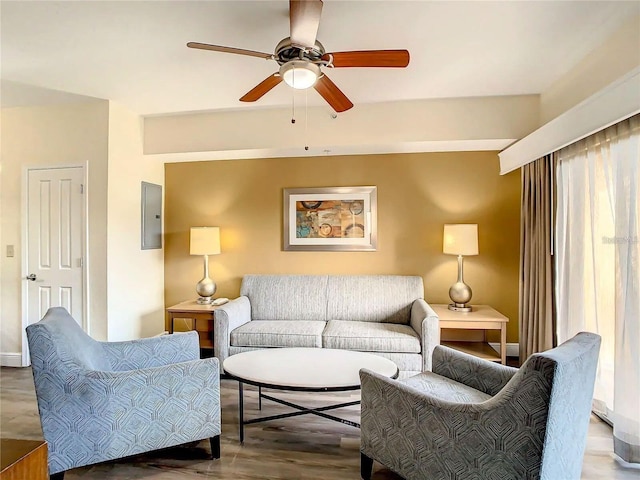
xmin=536 ymin=332 xmax=601 ymax=479
xmin=26 ymin=307 xmax=111 ymax=374
xmin=511 ymin=331 xmax=601 ymax=479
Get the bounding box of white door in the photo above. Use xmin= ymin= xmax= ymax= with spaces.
xmin=25 ymin=167 xmax=85 ymax=334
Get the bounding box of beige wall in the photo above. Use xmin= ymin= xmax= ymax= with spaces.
xmin=0 ymin=101 xmax=110 ymax=362
xmin=0 ymin=100 xmax=166 ymax=364
xmin=106 ymin=102 xmax=165 ymax=341
xmin=145 ymin=95 xmax=539 ymax=160
xmin=165 ymin=151 xmax=521 ymax=343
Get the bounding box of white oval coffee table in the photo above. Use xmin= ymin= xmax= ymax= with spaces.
xmin=223 ymin=348 xmax=398 ymax=442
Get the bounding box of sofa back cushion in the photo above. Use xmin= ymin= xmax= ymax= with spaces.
xmin=326 ymin=275 xmax=424 ymax=324
xmin=241 ymin=274 xmax=329 ymax=321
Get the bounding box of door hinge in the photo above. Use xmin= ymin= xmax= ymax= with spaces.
xmin=80 ymin=184 xmax=84 ymax=194
xmin=78 ymin=257 xmax=83 ymax=268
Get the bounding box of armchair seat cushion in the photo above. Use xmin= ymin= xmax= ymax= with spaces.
xmin=401 ymin=371 xmax=491 ymax=403
xmin=322 ymin=320 xmax=421 ymax=353
xmin=230 ymin=320 xmax=326 ymax=348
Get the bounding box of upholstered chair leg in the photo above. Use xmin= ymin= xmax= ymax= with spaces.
xmin=210 ymin=435 xmax=221 ymax=459
xmin=50 ymin=472 xmax=65 ymax=480
xmin=361 ymin=452 xmax=373 ymax=480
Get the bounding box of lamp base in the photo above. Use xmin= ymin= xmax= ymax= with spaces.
xmin=196 ymin=296 xmax=213 ymax=305
xmin=448 ymin=303 xmax=472 ymax=312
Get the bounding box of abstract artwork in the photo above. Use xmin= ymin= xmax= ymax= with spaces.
xmin=283 ymin=186 xmax=377 ymax=251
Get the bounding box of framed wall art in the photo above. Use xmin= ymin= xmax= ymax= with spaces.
xmin=283 ymin=186 xmax=377 ymax=251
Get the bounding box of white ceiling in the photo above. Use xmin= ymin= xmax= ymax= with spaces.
xmin=1 ymin=1 xmax=639 ymax=117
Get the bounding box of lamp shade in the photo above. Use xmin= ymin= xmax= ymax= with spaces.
xmin=190 ymin=227 xmax=221 ymax=255
xmin=443 ymin=224 xmax=478 ymax=256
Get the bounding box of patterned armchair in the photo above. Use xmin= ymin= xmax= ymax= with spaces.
xmin=360 ymin=332 xmax=601 ymax=480
xmin=26 ymin=307 xmax=221 ymax=479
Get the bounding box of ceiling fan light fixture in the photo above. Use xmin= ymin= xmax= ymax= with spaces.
xmin=280 ymin=60 xmax=320 ymax=89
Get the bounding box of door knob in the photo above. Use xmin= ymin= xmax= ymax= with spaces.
xmin=26 ymin=274 xmax=37 ymax=281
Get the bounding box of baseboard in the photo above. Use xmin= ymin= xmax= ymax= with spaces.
xmin=1 ymin=353 xmax=24 ymax=367
xmin=488 ymin=342 xmax=520 ymax=358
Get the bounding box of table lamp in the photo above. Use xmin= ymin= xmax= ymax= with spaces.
xmin=190 ymin=226 xmax=221 ymax=305
xmin=443 ymin=224 xmax=478 ymax=312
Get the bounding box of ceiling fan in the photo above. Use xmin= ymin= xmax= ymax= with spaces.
xmin=187 ymin=0 xmax=410 ymax=113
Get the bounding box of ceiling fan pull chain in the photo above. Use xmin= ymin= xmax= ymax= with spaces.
xmin=291 ymin=79 xmax=296 ymax=124
xmin=304 ymin=88 xmax=309 ymax=151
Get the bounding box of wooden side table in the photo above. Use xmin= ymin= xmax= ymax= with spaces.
xmin=166 ymin=300 xmax=219 ymax=357
xmin=0 ymin=438 xmax=47 ymax=480
xmin=431 ymin=304 xmax=509 ymax=364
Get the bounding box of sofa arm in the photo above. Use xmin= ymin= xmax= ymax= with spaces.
xmin=214 ymin=296 xmax=252 ymax=371
xmin=409 ymin=299 xmax=440 ymax=371
xmin=432 ymin=345 xmax=518 ymax=396
xmin=101 ymin=330 xmax=200 ymax=371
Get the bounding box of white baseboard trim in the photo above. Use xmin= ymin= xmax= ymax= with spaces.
xmin=1 ymin=353 xmax=24 ymax=367
xmin=488 ymin=342 xmax=520 ymax=358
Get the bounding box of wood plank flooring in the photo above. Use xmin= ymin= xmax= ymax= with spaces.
xmin=1 ymin=366 xmax=638 ymax=479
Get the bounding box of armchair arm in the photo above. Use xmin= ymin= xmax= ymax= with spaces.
xmin=213 ymin=296 xmax=252 ymax=371
xmin=101 ymin=330 xmax=200 ymax=371
xmin=359 ymin=368 xmax=544 ymax=480
xmin=409 ymin=299 xmax=440 ymax=371
xmin=432 ymin=345 xmax=518 ymax=396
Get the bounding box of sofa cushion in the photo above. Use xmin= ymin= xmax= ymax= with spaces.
xmin=326 ymin=275 xmax=423 ymax=324
xmin=401 ymin=371 xmax=491 ymax=403
xmin=322 ymin=320 xmax=421 ymax=353
xmin=230 ymin=320 xmax=326 ymax=348
xmin=240 ymin=275 xmax=328 ymax=321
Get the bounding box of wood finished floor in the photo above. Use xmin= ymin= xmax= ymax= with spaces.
xmin=1 ymin=366 xmax=638 ymax=479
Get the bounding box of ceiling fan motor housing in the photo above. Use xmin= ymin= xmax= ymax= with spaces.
xmin=274 ymin=37 xmax=325 ymax=65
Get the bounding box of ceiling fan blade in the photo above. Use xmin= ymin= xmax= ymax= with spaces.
xmin=314 ymin=74 xmax=353 ymax=113
xmin=187 ymin=42 xmax=273 ymax=60
xmin=322 ymin=50 xmax=410 ymax=68
xmin=289 ymin=0 xmax=323 ymax=48
xmin=239 ymin=74 xmax=283 ymax=102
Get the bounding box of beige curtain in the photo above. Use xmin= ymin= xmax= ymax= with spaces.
xmin=556 ymin=114 xmax=640 ymax=463
xmin=519 ymin=154 xmax=555 ymax=364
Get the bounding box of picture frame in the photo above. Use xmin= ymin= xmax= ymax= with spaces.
xmin=283 ymin=186 xmax=377 ymax=251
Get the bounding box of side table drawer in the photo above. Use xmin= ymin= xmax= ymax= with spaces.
xmin=172 ymin=316 xmax=195 ymax=332
xmin=172 ymin=314 xmax=213 ymax=331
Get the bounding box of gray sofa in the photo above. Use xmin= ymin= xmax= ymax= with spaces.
xmin=213 ymin=274 xmax=440 ymax=377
